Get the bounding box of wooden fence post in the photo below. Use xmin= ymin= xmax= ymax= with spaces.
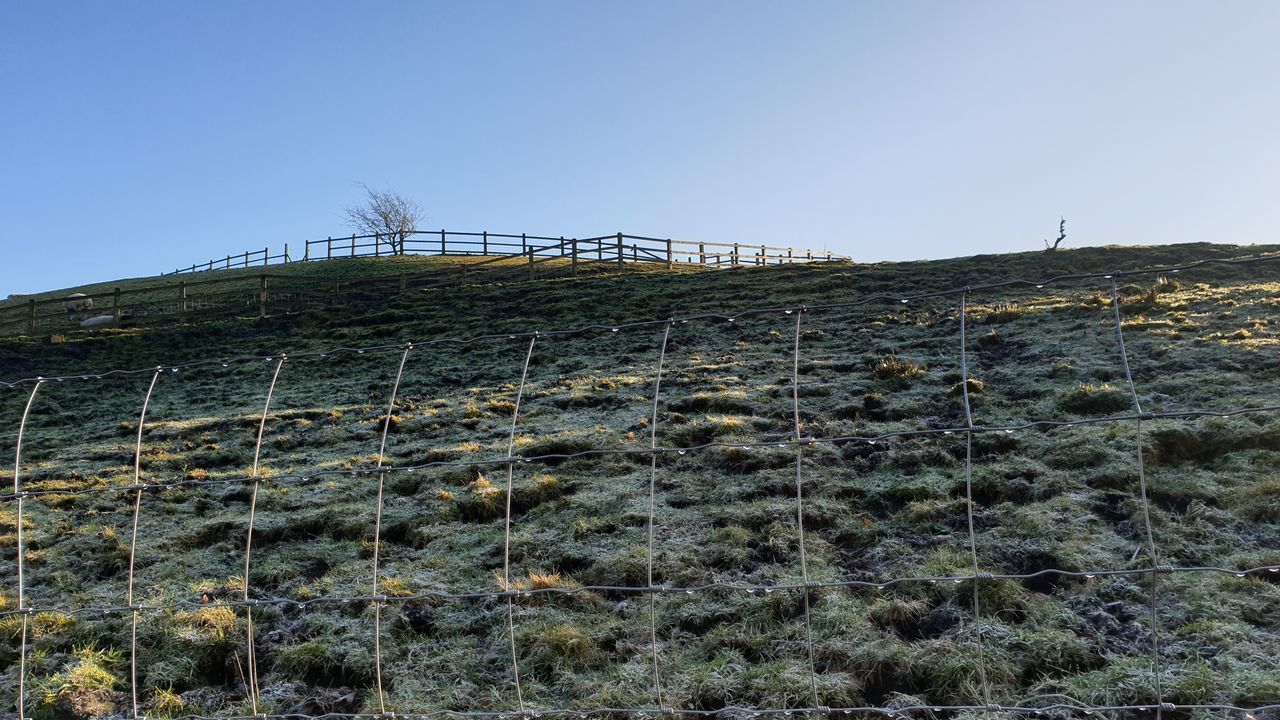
xmin=522 ymin=233 xmax=527 ymax=255
xmin=375 ymin=234 xmax=381 ymax=257
xmin=483 ymin=231 xmax=489 ymax=255
xmin=733 ymin=244 xmax=740 ymax=266
xmin=699 ymin=243 xmax=706 ymax=264
xmin=225 ymin=255 xmax=231 ymax=270
xmin=440 ymin=229 xmax=447 ymax=255
xmin=243 ymin=251 xmax=249 ymax=268
xmin=559 ymin=236 xmax=566 ymax=257
xmin=666 ymin=239 xmax=673 ymax=269
xmin=571 ymin=238 xmax=578 ymax=274
xmin=327 ymin=236 xmax=333 ymax=259
xmin=284 ymin=242 xmax=289 ymax=262
xmin=759 ymin=245 xmax=766 ymax=266
xmin=263 ymin=246 xmax=269 ymax=266
xmin=259 ymin=275 xmax=267 ymax=317
xmin=351 ymin=234 xmax=356 ymax=257
xmin=616 ymin=233 xmax=624 ymax=269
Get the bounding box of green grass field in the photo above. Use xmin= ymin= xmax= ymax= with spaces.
xmin=3 ymin=242 xmax=1280 ymax=719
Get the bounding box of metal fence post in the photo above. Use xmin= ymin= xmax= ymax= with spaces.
xmin=441 ymin=228 xmax=447 ymax=255
xmin=483 ymin=231 xmax=489 ymax=255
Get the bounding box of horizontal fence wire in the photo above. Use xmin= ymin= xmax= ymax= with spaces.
xmin=6 ymin=250 xmax=1280 ymax=719
xmin=4 ymin=249 xmax=1278 ymax=389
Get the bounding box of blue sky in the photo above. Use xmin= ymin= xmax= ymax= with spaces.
xmin=2 ymin=1 xmax=1278 ymax=293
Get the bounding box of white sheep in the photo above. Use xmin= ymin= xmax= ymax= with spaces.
xmin=63 ymin=293 xmax=94 ymax=313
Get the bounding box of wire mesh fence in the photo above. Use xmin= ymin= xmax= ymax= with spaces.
xmin=4 ymin=253 xmax=1280 ymax=719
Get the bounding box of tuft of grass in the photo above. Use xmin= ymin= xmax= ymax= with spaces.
xmin=1229 ymin=475 xmax=1280 ymax=522
xmin=1058 ymin=382 xmax=1132 ymax=414
xmin=521 ymin=622 xmax=601 ymax=673
xmin=873 ymin=355 xmax=926 ymax=381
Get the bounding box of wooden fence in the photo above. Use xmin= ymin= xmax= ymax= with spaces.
xmin=2 ymin=234 xmax=849 ymax=337
xmin=163 ymin=231 xmax=848 ymax=274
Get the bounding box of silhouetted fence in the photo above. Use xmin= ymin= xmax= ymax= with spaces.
xmin=162 ymin=231 xmax=848 ymax=275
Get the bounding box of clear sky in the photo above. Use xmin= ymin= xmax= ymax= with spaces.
xmin=2 ymin=1 xmax=1278 ymax=294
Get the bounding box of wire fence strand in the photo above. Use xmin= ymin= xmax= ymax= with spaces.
xmin=11 ymin=379 xmax=42 ymax=720
xmin=1109 ymin=277 xmax=1167 ymax=719
xmin=790 ymin=309 xmax=820 ymax=707
xmin=646 ymin=321 xmax=674 ymax=709
xmin=502 ymin=335 xmax=538 ymax=713
xmin=371 ymin=344 xmax=412 ymax=714
xmin=126 ymin=368 xmax=162 ymax=719
xmin=241 ymin=355 xmax=286 ymax=715
xmin=957 ymin=292 xmax=992 ymax=708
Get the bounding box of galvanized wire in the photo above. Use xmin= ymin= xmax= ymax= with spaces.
xmin=126 ymin=368 xmax=162 ymax=719
xmin=3 ymin=562 xmax=1275 ymax=621
xmin=646 ymin=321 xmax=674 ymax=708
xmin=5 ymin=249 xmax=1279 ymax=390
xmin=956 ymin=292 xmax=992 ymax=707
xmin=241 ymin=355 xmax=286 ymax=715
xmin=1109 ymin=277 xmax=1166 ymax=718
xmin=790 ymin=308 xmax=820 ymax=707
xmin=503 ymin=335 xmax=539 ymax=712
xmin=7 ymin=403 xmax=1280 ymax=504
xmin=371 ymin=344 xmax=413 ymax=714
xmin=23 ymin=700 xmax=1280 ymax=719
xmin=10 ymin=379 xmax=41 ymax=720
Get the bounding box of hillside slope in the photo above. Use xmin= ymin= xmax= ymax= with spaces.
xmin=3 ymin=243 xmax=1280 ymax=719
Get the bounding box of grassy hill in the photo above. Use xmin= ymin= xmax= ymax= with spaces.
xmin=3 ymin=242 xmax=1280 ymax=719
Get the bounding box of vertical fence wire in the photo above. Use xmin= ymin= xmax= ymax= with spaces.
xmin=11 ymin=379 xmax=41 ymax=720
xmin=790 ymin=309 xmax=820 ymax=707
xmin=242 ymin=356 xmax=286 ymax=715
xmin=503 ymin=336 xmax=538 ymax=712
xmin=957 ymin=292 xmax=993 ymax=707
xmin=127 ymin=368 xmax=163 ymax=718
xmin=371 ymin=344 xmax=413 ymax=714
xmin=1109 ymin=278 xmax=1166 ymax=717
xmin=645 ymin=322 xmax=674 ymax=708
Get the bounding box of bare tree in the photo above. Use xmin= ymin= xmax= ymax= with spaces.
xmin=344 ymin=183 xmax=425 ymax=255
xmin=1044 ymin=217 xmax=1066 ymax=252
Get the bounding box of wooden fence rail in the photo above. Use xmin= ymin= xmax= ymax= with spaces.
xmin=163 ymin=230 xmax=848 ymax=275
